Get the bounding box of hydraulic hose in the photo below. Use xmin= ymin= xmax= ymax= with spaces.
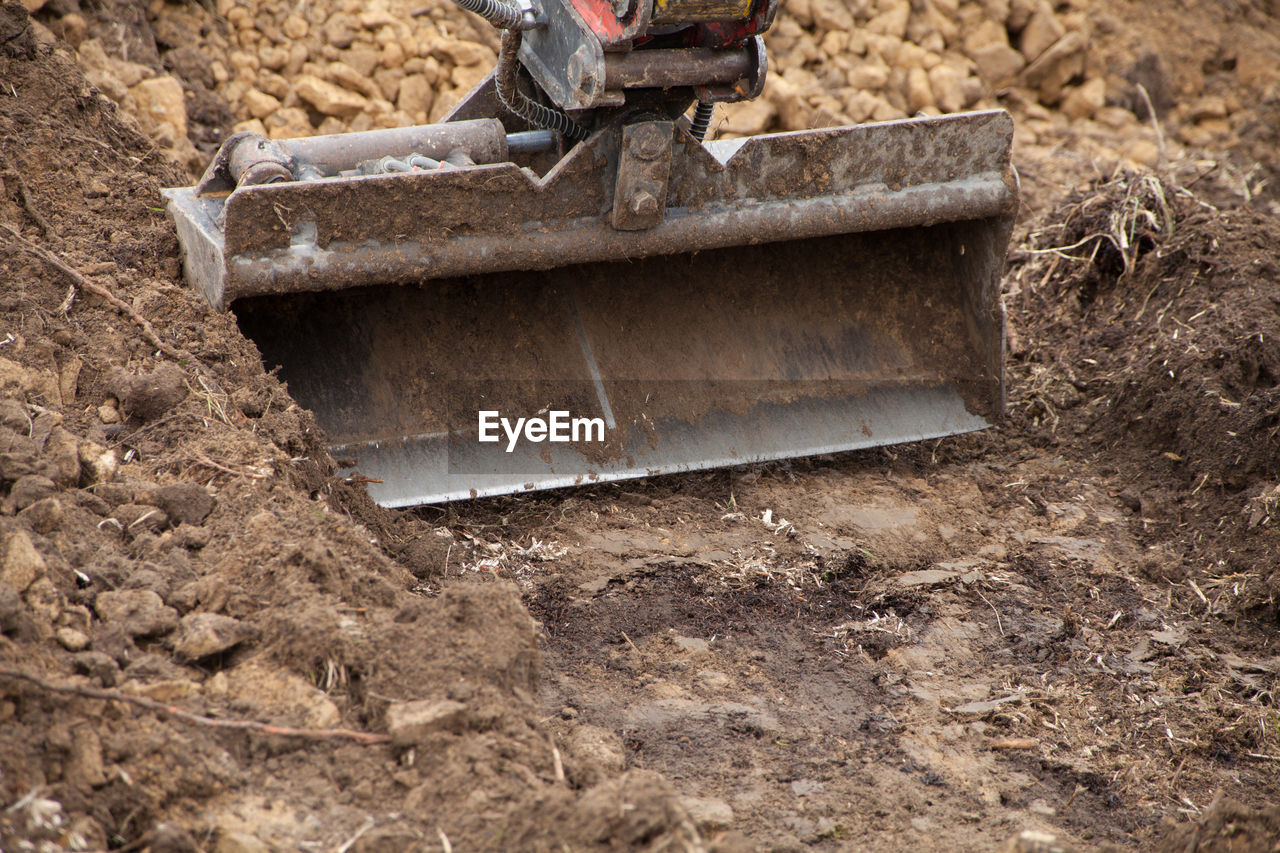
xmin=447 ymin=0 xmax=523 ymax=29
xmin=690 ymin=102 xmax=714 ymax=142
xmin=496 ymin=30 xmax=589 ymax=141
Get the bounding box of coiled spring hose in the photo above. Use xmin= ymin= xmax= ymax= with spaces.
xmin=689 ymin=102 xmax=714 ymax=142
xmin=449 ymin=0 xmax=524 ymax=29
xmin=495 ymin=30 xmax=589 ymax=141
xmin=447 ymin=0 xmax=589 ymax=141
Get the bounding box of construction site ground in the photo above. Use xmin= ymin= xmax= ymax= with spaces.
xmin=1 ymin=0 xmax=1279 ymax=847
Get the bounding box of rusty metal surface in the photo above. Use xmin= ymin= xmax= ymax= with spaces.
xmin=281 ymin=119 xmax=508 ymax=175
xmin=341 ymin=384 xmax=988 ymax=507
xmin=602 ymin=46 xmax=752 ymax=90
xmin=164 ymin=110 xmax=1016 ymax=308
xmin=650 ymin=0 xmax=754 ymax=23
xmin=165 ymin=109 xmax=1018 ymax=506
xmin=234 ymin=219 xmax=1007 ymax=506
xmin=519 ymin=0 xmax=608 ymax=109
xmin=194 ymin=120 xmax=509 ymax=195
xmin=611 ymin=120 xmax=673 ymax=230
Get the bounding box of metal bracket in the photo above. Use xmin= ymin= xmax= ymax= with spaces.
xmin=611 ymin=121 xmax=673 ymax=231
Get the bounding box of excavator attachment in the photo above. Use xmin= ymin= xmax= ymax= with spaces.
xmin=164 ymin=92 xmax=1015 ymax=506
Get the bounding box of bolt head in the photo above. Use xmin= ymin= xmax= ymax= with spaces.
xmin=628 ymin=190 xmax=659 ymax=217
xmin=628 ymin=125 xmax=669 ymax=160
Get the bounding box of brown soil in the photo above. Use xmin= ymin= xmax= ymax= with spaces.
xmin=2 ymin=0 xmax=1280 ymax=849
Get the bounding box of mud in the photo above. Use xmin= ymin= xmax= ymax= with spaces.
xmin=2 ymin=0 xmax=1280 ymax=849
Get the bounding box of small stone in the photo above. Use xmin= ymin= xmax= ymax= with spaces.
xmin=265 ymin=106 xmax=315 ymax=139
xmin=809 ymin=0 xmax=854 ymax=30
xmin=0 ymin=583 xmax=26 ymax=635
xmin=24 ymin=576 xmax=62 ymax=627
xmin=790 ymin=778 xmax=825 ymax=796
xmin=113 ymin=503 xmax=170 ymax=534
xmin=78 ymin=440 xmax=117 ymax=485
xmin=680 ymin=796 xmax=734 ymax=832
xmin=1061 ymin=78 xmax=1106 ymax=120
xmin=58 ymin=12 xmax=86 ymax=47
xmin=866 ymin=2 xmax=909 ymax=38
xmin=367 ymin=68 xmax=403 ymax=104
xmin=258 ymin=45 xmax=288 ymax=71
xmin=282 ymin=13 xmax=308 ymax=39
xmin=928 ymin=64 xmax=966 ymax=112
xmin=565 ymin=724 xmax=625 ymax=786
xmin=380 ymin=41 xmax=405 ymax=69
xmin=148 ymin=483 xmax=215 ymax=526
xmin=1028 ymin=798 xmax=1057 ymax=817
xmin=1007 ymin=0 xmax=1036 ymax=29
xmin=718 ymin=98 xmax=775 ymax=135
xmin=149 ymin=824 xmax=201 ymax=853
xmin=57 ymin=626 xmax=90 ymax=651
xmin=0 ymin=399 xmax=30 ymax=432
xmin=19 ymin=497 xmax=63 ymax=534
xmin=96 ymin=401 xmax=120 ymax=424
xmin=1022 ymin=31 xmax=1086 ymax=90
xmin=671 ymin=634 xmax=710 ymax=654
xmin=130 ymin=75 xmax=188 ymax=139
xmin=73 ymin=650 xmax=121 ymax=686
xmin=242 ymin=88 xmax=281 ymax=119
xmin=67 ymin=724 xmax=108 ymax=789
xmin=450 ymin=63 xmax=490 ymax=95
xmin=964 ymin=18 xmax=1010 ymax=54
xmin=1125 ymin=138 xmax=1161 ymax=167
xmin=173 ymin=524 xmax=212 ymax=550
xmin=386 ymin=699 xmax=467 ymax=745
xmin=1019 ymin=6 xmax=1065 ymax=62
xmin=430 ymin=40 xmax=494 ymax=67
xmin=324 ymin=61 xmax=378 ymax=99
xmin=847 ymin=57 xmax=890 ymax=90
xmin=1188 ymin=94 xmax=1227 ymax=122
xmin=906 ymin=66 xmax=935 ymax=112
xmin=7 ymin=474 xmax=56 ymax=510
xmin=295 ymin=74 xmax=368 ymax=118
xmin=396 ymin=74 xmax=434 ymax=121
xmin=172 ymin=613 xmax=254 ymax=661
xmin=2 ymin=530 xmax=46 ymax=592
xmin=44 ymin=426 xmax=81 ymax=487
xmin=94 ymin=589 xmax=179 ymax=638
xmin=343 ymin=45 xmax=382 ymax=77
xmin=972 ymin=43 xmax=1026 ymax=86
xmin=842 ymin=89 xmax=880 ymax=122
xmin=108 ymin=364 xmax=187 ymax=422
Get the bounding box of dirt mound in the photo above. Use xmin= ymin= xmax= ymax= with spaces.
xmin=1155 ymin=794 xmax=1280 ymax=852
xmin=1005 ymin=171 xmax=1280 ymax=613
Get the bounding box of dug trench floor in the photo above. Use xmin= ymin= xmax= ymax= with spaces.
xmin=421 ymin=437 xmax=1271 ymax=850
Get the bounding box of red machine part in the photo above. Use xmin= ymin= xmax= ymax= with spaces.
xmin=566 ymin=0 xmax=776 ymax=47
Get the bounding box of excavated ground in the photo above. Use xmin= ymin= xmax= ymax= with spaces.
xmin=1 ymin=0 xmax=1279 ymax=848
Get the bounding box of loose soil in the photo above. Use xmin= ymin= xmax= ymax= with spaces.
xmin=1 ymin=0 xmax=1280 ymax=849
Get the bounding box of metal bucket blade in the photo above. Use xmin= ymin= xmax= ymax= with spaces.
xmin=235 ymin=214 xmax=1007 ymax=506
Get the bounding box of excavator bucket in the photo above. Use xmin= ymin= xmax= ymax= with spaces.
xmin=164 ymin=91 xmax=1016 ymax=506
